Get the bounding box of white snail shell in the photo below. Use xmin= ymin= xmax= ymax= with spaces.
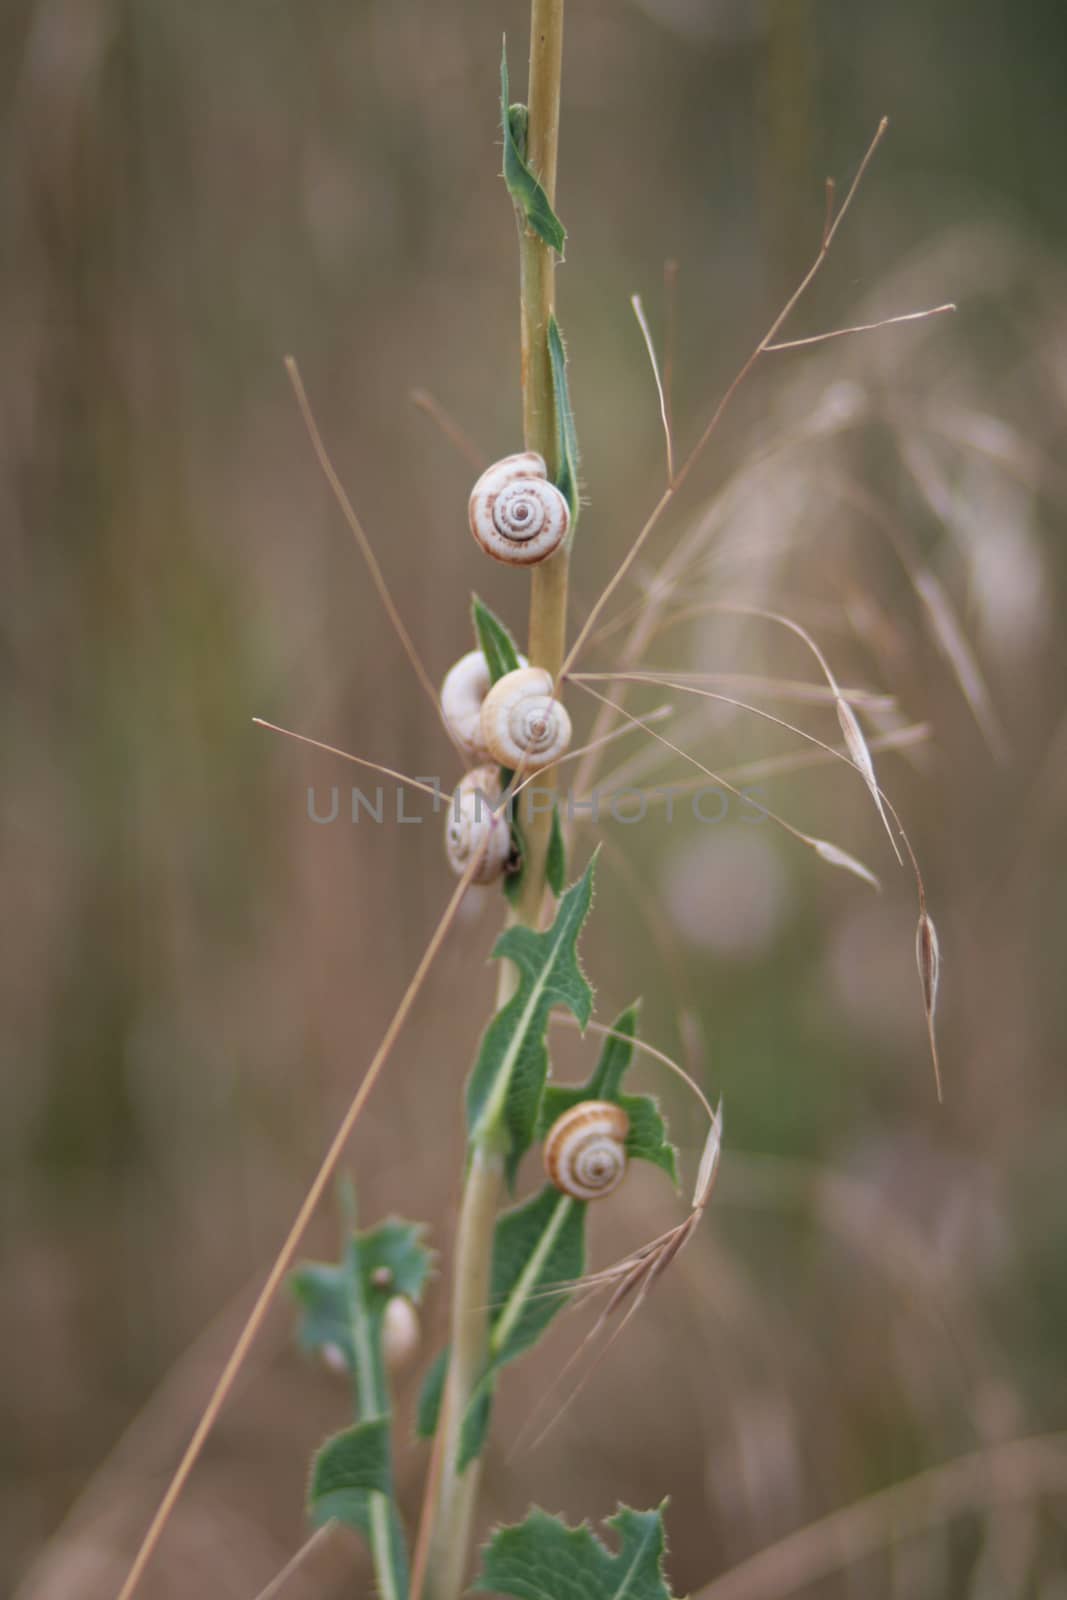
xmin=382 ymin=1295 xmax=420 ymax=1373
xmin=469 ymin=452 xmax=569 ymax=565
xmin=445 ymin=765 xmax=512 ymax=883
xmin=440 ymin=648 xmax=527 ymax=761
xmin=543 ymin=1101 xmax=630 ymax=1201
xmin=480 ymin=667 xmax=572 ymax=770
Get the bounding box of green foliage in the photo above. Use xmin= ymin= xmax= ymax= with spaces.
xmin=291 ymin=1212 xmax=432 ymax=1600
xmin=501 ymin=40 xmax=567 ymax=255
xmin=426 ymin=1006 xmax=675 ymax=1464
xmin=415 ymin=1344 xmax=449 ymax=1440
xmin=506 ymin=798 xmax=566 ymax=906
xmin=546 ymin=801 xmax=567 ymax=895
xmin=466 ymin=858 xmax=597 ymax=1181
xmin=308 ymin=1418 xmax=391 ymax=1532
xmin=537 ymin=1005 xmax=679 ymax=1186
xmin=548 ymin=314 xmax=581 ymax=527
xmin=290 ymin=1259 xmax=355 ymax=1372
xmin=476 ymin=1504 xmax=677 ymax=1600
xmin=455 ymin=1183 xmax=585 ymax=1466
xmin=471 ymin=594 xmax=523 ymax=685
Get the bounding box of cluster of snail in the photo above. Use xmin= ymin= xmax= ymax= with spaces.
xmin=439 ymin=455 xmax=626 ymax=1204
xmin=441 ymin=453 xmax=573 ymax=886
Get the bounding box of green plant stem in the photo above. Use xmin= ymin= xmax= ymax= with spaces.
xmin=519 ymin=0 xmax=568 ymax=924
xmin=345 ymin=1230 xmax=405 ymax=1600
xmin=418 ymin=7 xmax=568 ymax=1598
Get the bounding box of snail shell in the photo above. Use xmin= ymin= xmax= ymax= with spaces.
xmin=480 ymin=666 xmax=572 ymax=770
xmin=469 ymin=452 xmax=569 ymax=565
xmin=445 ymin=765 xmax=512 ymax=884
xmin=440 ymin=648 xmax=527 ymax=761
xmin=543 ymin=1100 xmax=630 ymax=1201
xmin=382 ymin=1295 xmax=420 ymax=1373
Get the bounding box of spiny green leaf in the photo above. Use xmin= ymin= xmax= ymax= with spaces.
xmin=454 ymin=1006 xmax=678 ymax=1467
xmin=488 ymin=1186 xmax=585 ymax=1369
xmin=309 ymin=1420 xmax=391 ymax=1531
xmin=415 ymin=1346 xmax=449 ymax=1439
xmin=357 ymin=1218 xmax=434 ymax=1308
xmin=472 ymin=595 xmax=523 ymax=685
xmin=546 ymin=803 xmax=567 ymax=895
xmin=548 ymin=315 xmax=581 ymax=528
xmin=290 ymin=1261 xmax=354 ymax=1373
xmin=501 ymin=40 xmax=566 ymax=255
xmin=537 ymin=1006 xmax=679 ymax=1185
xmin=454 ymin=1181 xmax=585 ymax=1468
xmin=292 ymin=1214 xmax=432 ymax=1600
xmin=476 ymin=1503 xmax=678 ymax=1600
xmin=466 ymin=858 xmax=597 ymax=1182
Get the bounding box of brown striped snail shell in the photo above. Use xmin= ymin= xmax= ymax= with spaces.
xmin=444 ymin=765 xmax=512 ymax=884
xmin=480 ymin=666 xmax=572 ymax=770
xmin=469 ymin=452 xmax=569 ymax=565
xmin=543 ymin=1100 xmax=630 ymax=1201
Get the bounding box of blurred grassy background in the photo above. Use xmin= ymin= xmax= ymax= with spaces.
xmin=3 ymin=1 xmax=1067 ymax=1595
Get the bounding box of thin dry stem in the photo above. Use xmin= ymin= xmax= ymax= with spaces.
xmin=693 ymin=1433 xmax=1067 ymax=1600
xmin=763 ymin=301 xmax=955 ymax=351
xmin=253 ymin=718 xmax=445 ymax=803
xmin=285 ymin=357 xmax=458 ymax=750
xmin=662 ymin=259 xmax=679 ymax=448
xmin=631 ymin=292 xmax=675 ymax=483
xmin=252 ymin=1523 xmax=342 ymax=1600
xmin=410 ymin=387 xmax=488 ymax=471
xmin=115 ymin=845 xmax=491 ymax=1600
xmin=558 ymin=117 xmax=892 ymax=684
xmin=568 ymin=677 xmax=882 ymax=888
xmin=590 ymin=719 xmax=930 ymax=802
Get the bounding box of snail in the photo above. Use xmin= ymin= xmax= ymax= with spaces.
xmin=441 ymin=648 xmax=527 ymax=761
xmin=444 ymin=765 xmax=513 ymax=883
xmin=382 ymin=1295 xmax=420 ymax=1373
xmin=469 ymin=452 xmax=569 ymax=565
xmin=543 ymin=1100 xmax=630 ymax=1201
xmin=480 ymin=666 xmax=572 ymax=770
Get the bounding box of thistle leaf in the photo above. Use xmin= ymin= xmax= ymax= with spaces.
xmin=453 ymin=1008 xmax=674 ymax=1465
xmin=501 ymin=40 xmax=566 ymax=255
xmin=290 ymin=1215 xmax=432 ymax=1598
xmin=548 ymin=314 xmax=581 ymax=526
xmin=290 ymin=1261 xmax=355 ymax=1373
xmin=466 ymin=858 xmax=597 ymax=1180
xmin=308 ymin=1419 xmax=391 ymax=1532
xmin=476 ymin=1504 xmax=678 ymax=1600
xmin=415 ymin=1346 xmax=449 ymax=1439
xmin=472 ymin=595 xmax=523 ymax=685
xmin=537 ymin=1006 xmax=679 ymax=1185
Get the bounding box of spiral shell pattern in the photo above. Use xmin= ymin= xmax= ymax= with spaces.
xmin=543 ymin=1101 xmax=630 ymax=1201
xmin=469 ymin=452 xmax=569 ymax=565
xmin=440 ymin=648 xmax=527 ymax=760
xmin=444 ymin=765 xmax=512 ymax=884
xmin=480 ymin=666 xmax=572 ymax=770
